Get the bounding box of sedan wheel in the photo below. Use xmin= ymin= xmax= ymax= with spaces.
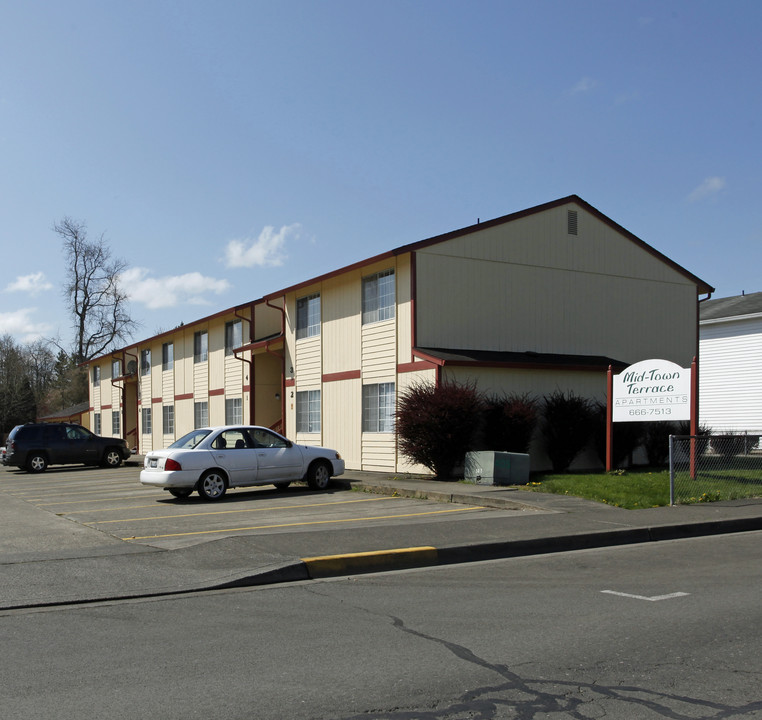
xmin=27 ymin=454 xmax=48 ymax=473
xmin=197 ymin=470 xmax=227 ymax=501
xmin=306 ymin=461 xmax=331 ymax=491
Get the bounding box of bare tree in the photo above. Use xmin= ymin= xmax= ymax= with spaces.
xmin=53 ymin=217 xmax=138 ymax=363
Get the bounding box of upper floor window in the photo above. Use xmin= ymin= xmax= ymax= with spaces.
xmin=225 ymin=320 xmax=243 ymax=356
xmin=362 ymin=269 xmax=395 ymax=324
xmin=162 ymin=342 xmax=174 ymax=371
xmin=140 ymin=349 xmax=151 ymax=376
xmin=111 ymin=359 xmax=121 ymax=379
xmin=194 ymin=330 xmax=208 ymax=363
xmin=92 ymin=366 xmax=101 ymax=387
xmin=296 ymin=294 xmax=321 ymax=340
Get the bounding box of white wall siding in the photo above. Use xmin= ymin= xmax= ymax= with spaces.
xmin=700 ymin=318 xmax=762 ymax=433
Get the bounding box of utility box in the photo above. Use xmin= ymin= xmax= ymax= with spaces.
xmin=464 ymin=451 xmax=530 ymax=486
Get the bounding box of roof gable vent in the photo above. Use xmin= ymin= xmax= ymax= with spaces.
xmin=567 ymin=209 xmax=578 ymax=236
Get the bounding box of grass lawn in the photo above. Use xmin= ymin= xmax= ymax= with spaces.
xmin=516 ymin=469 xmax=762 ymax=509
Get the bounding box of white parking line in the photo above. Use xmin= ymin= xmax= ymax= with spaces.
xmin=601 ymin=590 xmax=690 ymax=602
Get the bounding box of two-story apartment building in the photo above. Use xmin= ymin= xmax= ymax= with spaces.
xmin=86 ymin=195 xmax=712 ymax=472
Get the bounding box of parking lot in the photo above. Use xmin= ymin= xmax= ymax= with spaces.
xmin=0 ymin=461 xmax=504 ymax=550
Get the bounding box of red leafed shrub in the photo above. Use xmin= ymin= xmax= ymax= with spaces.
xmin=396 ymin=380 xmax=484 ymax=479
xmin=482 ymin=392 xmax=538 ymax=453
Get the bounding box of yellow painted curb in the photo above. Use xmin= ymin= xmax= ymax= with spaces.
xmin=302 ymin=546 xmax=439 ymax=578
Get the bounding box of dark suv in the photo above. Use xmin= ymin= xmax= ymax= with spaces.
xmin=4 ymin=423 xmax=131 ymax=473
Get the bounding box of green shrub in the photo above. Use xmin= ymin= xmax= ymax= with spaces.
xmin=396 ymin=380 xmax=484 ymax=479
xmin=482 ymin=392 xmax=538 ymax=453
xmin=642 ymin=422 xmax=676 ymax=466
xmin=541 ymin=390 xmax=595 ymax=472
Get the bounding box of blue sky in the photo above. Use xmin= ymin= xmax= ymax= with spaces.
xmin=1 ymin=0 xmax=760 ymax=347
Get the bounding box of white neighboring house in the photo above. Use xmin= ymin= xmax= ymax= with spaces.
xmin=699 ymin=291 xmax=762 ymax=435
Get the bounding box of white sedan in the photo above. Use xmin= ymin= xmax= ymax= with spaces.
xmin=140 ymin=426 xmax=345 ymax=501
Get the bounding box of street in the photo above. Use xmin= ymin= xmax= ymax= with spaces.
xmin=2 ymin=531 xmax=761 ymax=719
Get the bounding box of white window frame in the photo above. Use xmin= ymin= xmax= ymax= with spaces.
xmin=93 ymin=412 xmax=101 ymax=434
xmin=162 ymin=405 xmax=175 ymax=435
xmin=296 ymin=294 xmax=321 ymax=340
xmin=141 ymin=407 xmax=152 ymax=434
xmin=112 ymin=410 xmax=120 ymax=436
xmin=362 ymin=382 xmax=395 ymax=433
xmin=111 ymin=359 xmax=121 ymax=379
xmin=92 ymin=366 xmax=101 ymax=387
xmin=362 ymin=269 xmax=395 ymax=325
xmin=225 ymin=320 xmax=243 ymax=356
xmin=296 ymin=390 xmax=321 ymax=433
xmin=162 ymin=342 xmax=174 ymax=371
xmin=140 ymin=349 xmax=151 ymax=376
xmin=194 ymin=401 xmax=209 ymax=429
xmin=194 ymin=331 xmax=208 ymax=363
xmin=225 ymin=397 xmax=243 ymax=425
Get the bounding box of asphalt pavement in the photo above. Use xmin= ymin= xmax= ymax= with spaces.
xmin=2 ymin=467 xmax=762 ymax=610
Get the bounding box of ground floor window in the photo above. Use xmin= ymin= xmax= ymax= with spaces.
xmin=296 ymin=390 xmax=321 ymax=433
xmin=112 ymin=410 xmax=120 ymax=436
xmin=93 ymin=412 xmax=101 ymax=435
xmin=362 ymin=382 xmax=395 ymax=432
xmin=194 ymin=401 xmax=209 ymax=429
xmin=163 ymin=405 xmax=175 ymax=435
xmin=225 ymin=397 xmax=243 ymax=425
xmin=141 ymin=407 xmax=152 ymax=435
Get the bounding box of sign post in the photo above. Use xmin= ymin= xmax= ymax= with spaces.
xmin=608 ymin=358 xmax=693 ymax=471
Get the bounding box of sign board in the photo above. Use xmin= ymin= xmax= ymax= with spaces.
xmin=612 ymin=359 xmax=691 ymax=422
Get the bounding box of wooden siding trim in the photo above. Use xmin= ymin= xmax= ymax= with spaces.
xmin=209 ymin=388 xmax=225 ymax=396
xmin=398 ymin=360 xmax=438 ymax=373
xmin=175 ymin=393 xmax=194 ymax=401
xmin=323 ymin=370 xmax=361 ymax=383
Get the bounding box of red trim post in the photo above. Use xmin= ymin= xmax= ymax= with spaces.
xmin=606 ymin=365 xmax=613 ymax=471
xmin=690 ymin=356 xmax=698 ymax=479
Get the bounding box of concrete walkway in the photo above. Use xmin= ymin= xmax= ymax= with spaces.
xmin=2 ymin=470 xmax=762 ymax=610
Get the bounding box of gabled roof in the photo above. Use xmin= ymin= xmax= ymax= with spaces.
xmin=37 ymin=402 xmax=89 ymax=421
xmin=89 ymin=195 xmax=713 ymax=363
xmin=700 ymin=291 xmax=762 ymax=322
xmin=264 ymin=194 xmax=714 ymax=300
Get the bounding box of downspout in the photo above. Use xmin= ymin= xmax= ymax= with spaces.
xmin=234 ymin=305 xmax=254 ymax=423
xmin=124 ymin=350 xmax=138 ymax=454
xmin=266 ymin=296 xmax=287 ymax=429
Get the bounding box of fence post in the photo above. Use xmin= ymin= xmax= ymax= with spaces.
xmin=669 ymin=434 xmax=675 ymax=506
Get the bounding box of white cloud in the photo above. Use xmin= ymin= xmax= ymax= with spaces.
xmin=0 ymin=308 xmax=53 ymax=341
xmin=568 ymin=77 xmax=597 ymax=95
xmin=120 ymin=268 xmax=231 ymax=310
xmin=4 ymin=272 xmax=53 ymax=295
xmin=688 ymin=177 xmax=726 ymax=203
xmin=224 ymin=223 xmax=300 ymax=269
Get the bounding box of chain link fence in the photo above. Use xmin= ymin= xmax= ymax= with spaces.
xmin=669 ymin=433 xmax=762 ymax=505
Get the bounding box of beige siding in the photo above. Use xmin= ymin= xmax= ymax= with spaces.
xmin=323 ymin=378 xmax=361 ymax=469
xmin=361 ymin=434 xmax=396 ymax=471
xmin=362 ymin=319 xmax=396 ymax=380
xmin=416 ymin=203 xmax=698 ymax=367
xmin=323 ymin=273 xmax=361 ymax=375
xmin=295 ymin=336 xmax=321 ymax=386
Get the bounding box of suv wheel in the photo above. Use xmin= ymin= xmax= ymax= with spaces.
xmin=102 ymin=449 xmax=123 ymax=468
xmin=27 ymin=453 xmax=48 ymax=473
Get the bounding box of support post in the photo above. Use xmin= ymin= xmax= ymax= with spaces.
xmin=606 ymin=365 xmax=613 ymax=472
xmin=690 ymin=356 xmax=698 ymax=480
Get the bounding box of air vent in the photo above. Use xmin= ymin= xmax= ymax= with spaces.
xmin=567 ymin=209 xmax=578 ymax=236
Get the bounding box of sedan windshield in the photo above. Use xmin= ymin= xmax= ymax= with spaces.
xmin=169 ymin=429 xmax=212 ymax=449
